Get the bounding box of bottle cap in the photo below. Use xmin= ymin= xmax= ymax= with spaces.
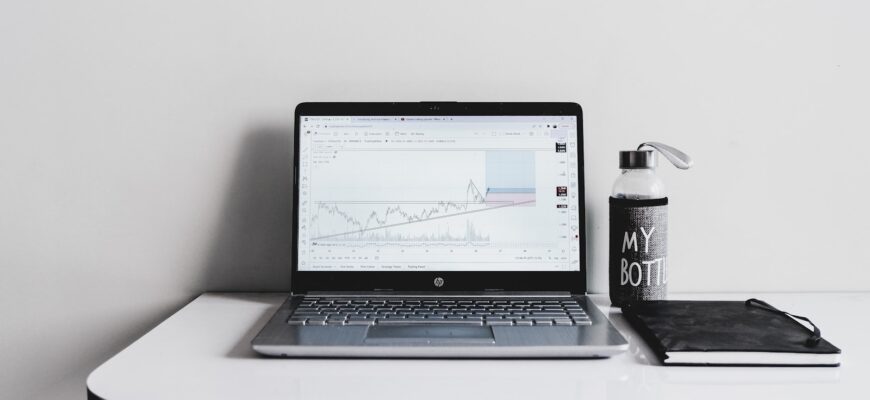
xmin=619 ymin=150 xmax=656 ymax=169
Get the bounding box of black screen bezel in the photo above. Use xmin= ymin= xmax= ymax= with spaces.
xmin=291 ymin=102 xmax=586 ymax=294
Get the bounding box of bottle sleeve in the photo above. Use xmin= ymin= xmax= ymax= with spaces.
xmin=609 ymin=197 xmax=668 ymax=306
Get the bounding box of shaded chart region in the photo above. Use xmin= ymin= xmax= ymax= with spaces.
xmin=484 ymin=150 xmax=536 ymax=206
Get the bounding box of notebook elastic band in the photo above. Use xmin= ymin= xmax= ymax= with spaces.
xmin=745 ymin=298 xmax=822 ymax=347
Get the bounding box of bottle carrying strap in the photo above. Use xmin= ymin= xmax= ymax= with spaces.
xmin=638 ymin=142 xmax=693 ymax=170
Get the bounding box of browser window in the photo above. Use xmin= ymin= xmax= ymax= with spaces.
xmin=297 ymin=116 xmax=581 ymax=272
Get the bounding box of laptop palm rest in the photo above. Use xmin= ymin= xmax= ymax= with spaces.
xmin=364 ymin=326 xmax=496 ymax=344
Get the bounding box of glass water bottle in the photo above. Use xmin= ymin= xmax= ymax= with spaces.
xmin=609 ymin=142 xmax=691 ymax=307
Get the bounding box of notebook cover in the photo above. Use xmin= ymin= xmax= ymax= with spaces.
xmin=622 ymin=300 xmax=841 ymax=366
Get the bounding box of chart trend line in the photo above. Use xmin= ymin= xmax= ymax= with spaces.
xmin=310 ymin=180 xmax=534 ymax=241
xmin=312 ymin=199 xmax=535 ymax=240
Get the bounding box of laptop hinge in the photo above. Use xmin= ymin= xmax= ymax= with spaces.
xmin=304 ymin=291 xmax=573 ymax=298
xmin=293 ymin=290 xmax=585 ymax=297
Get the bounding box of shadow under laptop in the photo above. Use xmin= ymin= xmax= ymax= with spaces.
xmin=596 ymin=304 xmax=661 ymax=366
xmin=202 ymin=126 xmax=294 ymax=292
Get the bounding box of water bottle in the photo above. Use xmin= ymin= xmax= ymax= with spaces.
xmin=609 ymin=142 xmax=692 ymax=307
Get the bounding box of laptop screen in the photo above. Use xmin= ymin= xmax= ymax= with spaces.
xmin=297 ymin=115 xmax=581 ymax=272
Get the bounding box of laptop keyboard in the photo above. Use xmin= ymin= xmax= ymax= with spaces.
xmin=287 ymin=297 xmax=591 ymax=326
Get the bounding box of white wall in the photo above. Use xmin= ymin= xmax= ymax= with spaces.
xmin=1 ymin=0 xmax=868 ymax=398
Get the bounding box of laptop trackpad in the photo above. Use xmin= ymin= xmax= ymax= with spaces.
xmin=365 ymin=326 xmax=495 ymax=344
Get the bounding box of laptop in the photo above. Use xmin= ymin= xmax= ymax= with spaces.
xmin=252 ymin=102 xmax=628 ymax=358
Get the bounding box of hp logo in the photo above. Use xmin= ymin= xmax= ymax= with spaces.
xmin=433 ymin=277 xmax=444 ymax=287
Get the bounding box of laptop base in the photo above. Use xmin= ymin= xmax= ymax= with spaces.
xmin=252 ymin=293 xmax=628 ymax=358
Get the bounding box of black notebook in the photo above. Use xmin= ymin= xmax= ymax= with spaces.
xmin=622 ymin=300 xmax=841 ymax=366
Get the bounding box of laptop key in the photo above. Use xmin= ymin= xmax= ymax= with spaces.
xmin=529 ymin=312 xmax=568 ymax=317
xmin=377 ymin=319 xmax=482 ymax=325
xmin=292 ymin=312 xmax=322 ymax=318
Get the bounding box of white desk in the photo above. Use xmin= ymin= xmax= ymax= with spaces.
xmin=87 ymin=292 xmax=866 ymax=399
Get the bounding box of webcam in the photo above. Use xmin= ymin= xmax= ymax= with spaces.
xmin=420 ymin=101 xmax=456 ymax=111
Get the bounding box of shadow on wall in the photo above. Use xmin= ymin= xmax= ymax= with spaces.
xmin=204 ymin=126 xmax=294 ymax=291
